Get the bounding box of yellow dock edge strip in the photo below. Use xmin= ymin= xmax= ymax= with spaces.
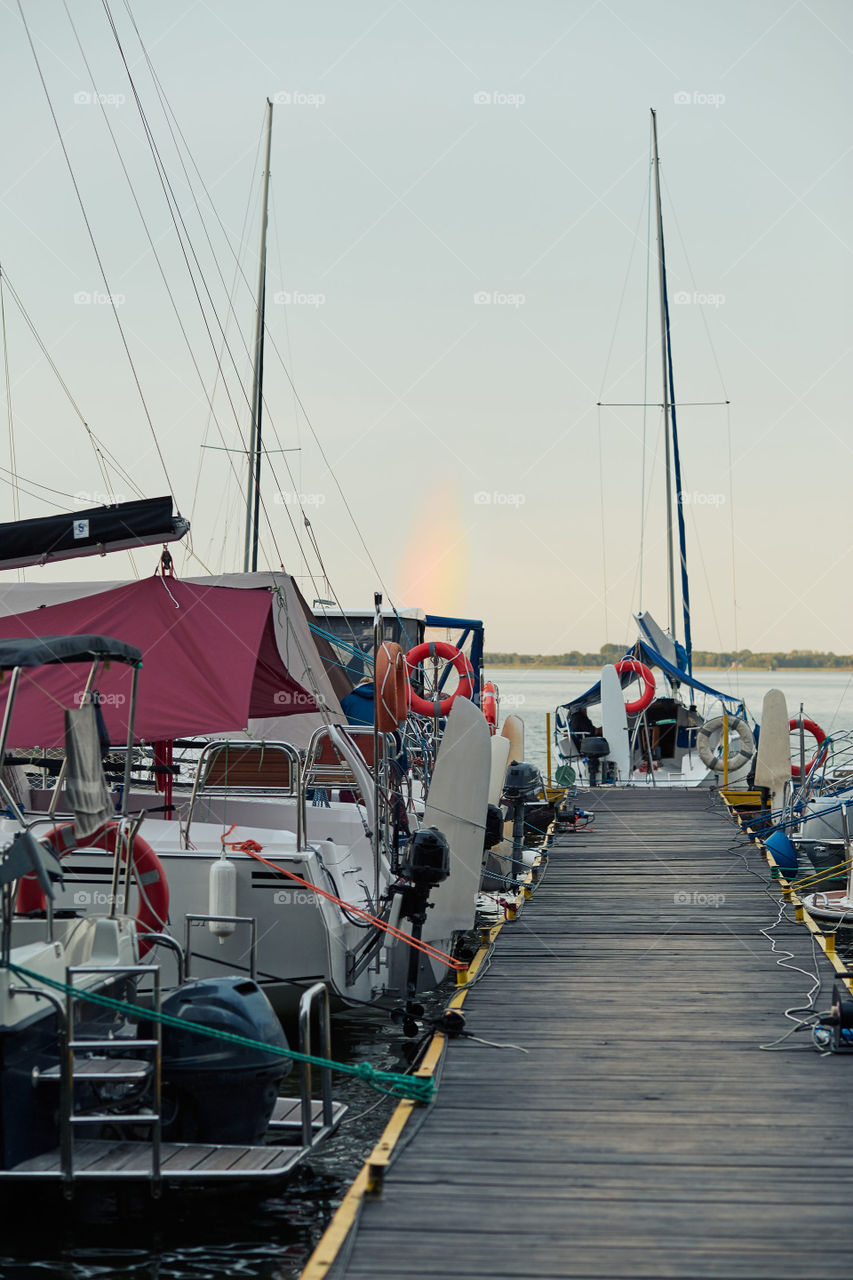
xmin=724 ymin=799 xmax=853 ymax=996
xmin=298 ymin=836 xmax=550 ymax=1279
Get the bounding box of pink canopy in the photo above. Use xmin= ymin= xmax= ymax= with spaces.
xmin=0 ymin=575 xmax=317 ymax=747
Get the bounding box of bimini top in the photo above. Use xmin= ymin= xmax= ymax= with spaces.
xmin=0 ymin=634 xmax=142 ymax=672
xmin=560 ymin=638 xmax=742 ymax=713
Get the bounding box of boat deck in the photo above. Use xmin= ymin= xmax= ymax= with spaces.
xmin=3 ymin=1139 xmax=303 ymax=1182
xmin=337 ymin=789 xmax=853 ymax=1279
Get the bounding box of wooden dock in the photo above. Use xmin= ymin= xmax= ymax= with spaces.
xmin=335 ymin=789 xmax=853 ymax=1279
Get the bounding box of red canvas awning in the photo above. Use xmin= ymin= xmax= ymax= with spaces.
xmin=0 ymin=576 xmax=317 ymax=747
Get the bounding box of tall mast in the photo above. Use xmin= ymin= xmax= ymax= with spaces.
xmin=243 ymin=98 xmax=273 ymax=573
xmin=650 ymin=108 xmax=676 ymax=639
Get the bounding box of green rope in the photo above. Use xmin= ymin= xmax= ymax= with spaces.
xmin=8 ymin=963 xmax=434 ymax=1105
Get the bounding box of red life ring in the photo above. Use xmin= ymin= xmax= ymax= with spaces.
xmin=789 ymin=717 xmax=826 ymax=779
xmin=405 ymin=641 xmax=474 ymax=718
xmin=375 ymin=641 xmax=407 ymax=732
xmin=15 ymin=822 xmax=169 ymax=957
xmin=481 ymin=681 xmax=498 ymax=735
xmin=614 ymin=659 xmax=656 ymax=716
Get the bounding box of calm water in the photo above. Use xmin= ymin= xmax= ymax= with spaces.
xmin=486 ymin=666 xmax=853 ymax=776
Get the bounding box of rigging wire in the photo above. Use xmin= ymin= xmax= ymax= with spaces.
xmin=116 ymin=6 xmax=377 ymax=649
xmin=120 ymin=1 xmax=393 ymax=612
xmin=0 ymin=266 xmax=144 ymax=503
xmin=16 ymin=0 xmax=176 ymax=505
xmin=597 ymin=155 xmax=652 ymax=626
xmin=64 ymin=0 xmax=261 ymax=580
xmin=0 ymin=269 xmax=22 ymax=579
xmin=112 ymin=6 xmax=347 ymax=618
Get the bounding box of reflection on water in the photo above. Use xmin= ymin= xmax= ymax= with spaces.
xmin=487 ymin=666 xmax=853 ymax=776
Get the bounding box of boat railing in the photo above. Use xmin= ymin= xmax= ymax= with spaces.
xmin=297 ymin=981 xmax=335 ymax=1148
xmin=184 ymin=739 xmax=305 ymax=849
xmin=184 ymin=913 xmax=258 ymax=981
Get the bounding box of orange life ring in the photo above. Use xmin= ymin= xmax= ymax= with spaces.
xmin=789 ymin=717 xmax=826 ymax=779
xmin=481 ymin=681 xmax=498 ymax=735
xmin=375 ymin=640 xmax=407 ymax=732
xmin=614 ymin=659 xmax=656 ymax=716
xmin=15 ymin=822 xmax=169 ymax=957
xmin=405 ymin=641 xmax=475 ymax=718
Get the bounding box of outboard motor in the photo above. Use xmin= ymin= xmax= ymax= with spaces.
xmin=392 ymin=827 xmax=450 ymax=1030
xmin=145 ymin=976 xmax=290 ymax=1145
xmin=483 ymin=803 xmax=504 ymax=852
xmin=503 ymin=761 xmax=542 ymax=881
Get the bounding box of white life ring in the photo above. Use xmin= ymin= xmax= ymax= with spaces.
xmin=696 ymin=715 xmax=754 ymax=773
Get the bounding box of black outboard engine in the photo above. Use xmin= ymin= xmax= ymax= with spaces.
xmin=145 ymin=976 xmax=290 ymax=1145
xmin=393 ymin=827 xmax=450 ymax=1028
xmin=503 ymin=761 xmax=542 ymax=881
xmin=483 ymin=803 xmax=504 ymax=852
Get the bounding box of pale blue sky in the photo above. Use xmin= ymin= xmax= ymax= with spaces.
xmin=0 ymin=1 xmax=850 ymax=655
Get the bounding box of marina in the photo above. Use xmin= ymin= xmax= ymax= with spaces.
xmin=0 ymin=2 xmax=850 ymax=1277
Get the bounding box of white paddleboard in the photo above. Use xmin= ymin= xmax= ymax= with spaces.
xmin=420 ymin=696 xmax=492 ymax=941
xmin=754 ymin=688 xmax=790 ymax=809
xmin=601 ymin=663 xmax=631 ymax=781
xmin=489 ymin=734 xmax=511 ymax=806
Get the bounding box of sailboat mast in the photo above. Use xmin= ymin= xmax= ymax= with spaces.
xmin=650 ymin=108 xmax=676 ymax=640
xmin=243 ymin=98 xmax=273 ymax=573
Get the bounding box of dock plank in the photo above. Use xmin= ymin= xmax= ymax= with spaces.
xmin=340 ymin=789 xmax=853 ymax=1280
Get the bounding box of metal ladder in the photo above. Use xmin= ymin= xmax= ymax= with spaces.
xmin=58 ymin=962 xmax=163 ymax=1195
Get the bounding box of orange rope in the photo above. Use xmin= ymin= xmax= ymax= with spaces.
xmin=220 ymin=826 xmax=466 ymax=971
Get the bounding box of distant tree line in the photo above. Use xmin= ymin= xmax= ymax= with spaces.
xmin=484 ymin=646 xmax=853 ymax=670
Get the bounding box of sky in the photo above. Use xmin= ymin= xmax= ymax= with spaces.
xmin=0 ymin=0 xmax=850 ymax=656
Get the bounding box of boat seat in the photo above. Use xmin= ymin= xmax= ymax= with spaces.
xmin=198 ymin=744 xmax=295 ymax=792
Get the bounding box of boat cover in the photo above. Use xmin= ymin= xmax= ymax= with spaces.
xmin=0 ymin=576 xmax=319 ymax=747
xmin=0 ymin=497 xmax=188 ymax=571
xmin=0 ymin=571 xmax=350 ymax=748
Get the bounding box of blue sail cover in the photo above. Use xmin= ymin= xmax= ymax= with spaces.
xmin=558 ymin=641 xmax=741 ymax=713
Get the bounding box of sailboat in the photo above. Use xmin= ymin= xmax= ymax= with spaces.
xmin=0 ymin=98 xmax=493 ymax=1017
xmin=554 ymin=110 xmax=755 ymax=789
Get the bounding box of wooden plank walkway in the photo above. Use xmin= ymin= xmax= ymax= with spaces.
xmin=340 ymin=789 xmax=853 ymax=1279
